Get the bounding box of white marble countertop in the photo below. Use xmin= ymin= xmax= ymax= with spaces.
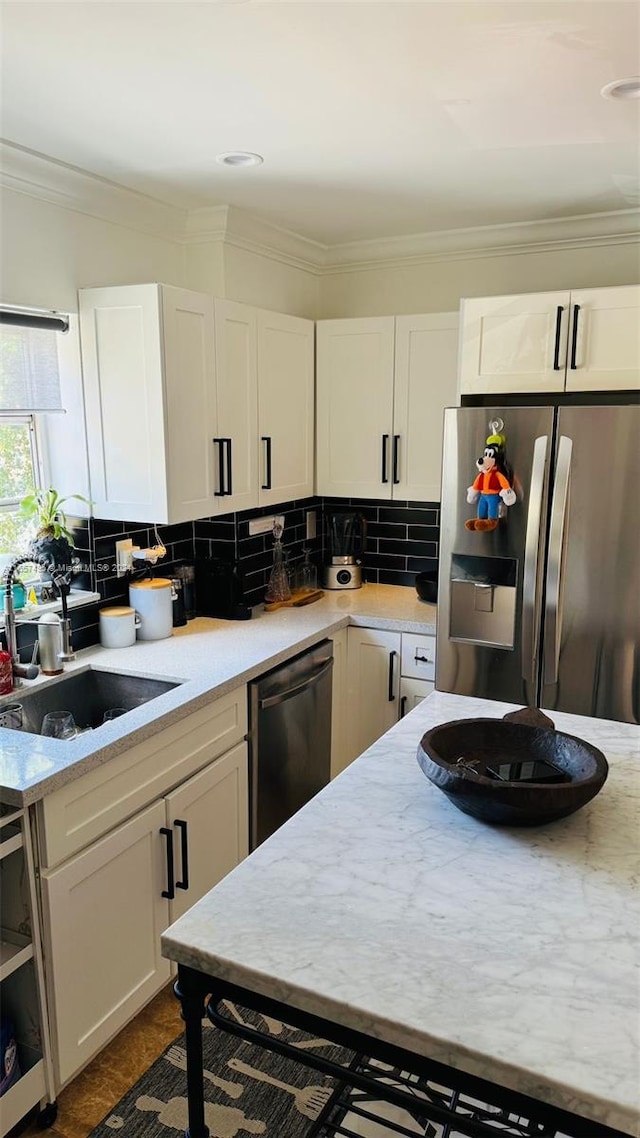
xmin=0 ymin=584 xmax=435 ymax=806
xmin=162 ymin=689 xmax=640 ymax=1137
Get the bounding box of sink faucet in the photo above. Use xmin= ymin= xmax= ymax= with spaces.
xmin=3 ymin=554 xmax=55 ymax=680
xmin=50 ymin=569 xmax=76 ymax=662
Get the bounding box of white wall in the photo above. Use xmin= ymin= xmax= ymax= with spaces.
xmin=319 ymin=239 xmax=640 ymax=317
xmin=0 ymin=189 xmax=186 ymax=313
xmin=221 ymin=243 xmax=320 ymax=318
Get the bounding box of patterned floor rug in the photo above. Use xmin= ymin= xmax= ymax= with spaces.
xmin=88 ymin=1001 xmax=352 ymax=1138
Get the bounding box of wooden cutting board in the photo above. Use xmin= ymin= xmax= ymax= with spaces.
xmin=264 ymin=589 xmax=324 ymax=612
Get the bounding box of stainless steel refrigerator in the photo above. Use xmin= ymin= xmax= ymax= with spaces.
xmin=436 ymin=403 xmax=639 ymax=724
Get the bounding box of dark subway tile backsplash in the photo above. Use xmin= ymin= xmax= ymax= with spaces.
xmin=26 ymin=492 xmax=440 ymax=654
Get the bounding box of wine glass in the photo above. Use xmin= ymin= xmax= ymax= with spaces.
xmin=102 ymin=707 xmax=127 ymax=724
xmin=41 ymin=711 xmax=77 ymax=739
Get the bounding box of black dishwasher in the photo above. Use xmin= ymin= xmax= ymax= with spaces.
xmin=248 ymin=641 xmax=333 ymax=849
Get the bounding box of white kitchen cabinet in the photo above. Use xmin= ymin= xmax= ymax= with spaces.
xmin=257 ymin=308 xmax=315 ymax=506
xmin=213 ymin=302 xmax=315 ymax=511
xmin=399 ymin=633 xmax=436 ymax=719
xmin=80 ymin=288 xmax=315 ymax=524
xmin=80 ymin=283 xmax=217 ymax=524
xmin=37 ymin=689 xmax=249 ymax=1089
xmin=399 ymin=677 xmax=434 ymax=718
xmin=346 ymin=627 xmax=401 ymax=760
xmin=459 ymin=284 xmax=639 ymax=395
xmin=328 ymin=627 xmax=349 ymax=779
xmin=0 ymin=809 xmax=55 ymax=1135
xmin=316 ymin=313 xmax=459 ymax=501
xmin=212 ymin=299 xmax=259 ymax=514
xmin=164 ymin=742 xmax=248 ymax=922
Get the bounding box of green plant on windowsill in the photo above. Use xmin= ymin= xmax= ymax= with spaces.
xmin=19 ymin=487 xmax=92 ymax=573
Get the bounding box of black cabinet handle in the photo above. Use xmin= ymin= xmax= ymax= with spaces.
xmin=213 ymin=438 xmax=226 ymax=496
xmin=570 ymin=304 xmax=580 ymax=370
xmin=553 ymin=306 xmax=564 ymax=371
xmin=381 ymin=434 xmax=389 ymax=484
xmin=225 ymin=438 xmax=233 ymax=496
xmin=174 ymin=819 xmax=189 ymax=891
xmin=400 ymin=695 xmax=407 ymax=719
xmin=392 ymin=435 xmax=400 ymax=484
xmin=160 ymin=826 xmax=175 ymax=900
xmin=261 ymin=436 xmax=272 ymax=490
xmin=388 ymin=649 xmax=397 ymax=702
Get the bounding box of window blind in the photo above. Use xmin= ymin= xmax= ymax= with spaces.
xmin=0 ymin=308 xmax=67 ymax=412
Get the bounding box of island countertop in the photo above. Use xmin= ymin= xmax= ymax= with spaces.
xmin=162 ymin=689 xmax=640 ymax=1137
xmin=1 ymin=584 xmax=434 ymax=805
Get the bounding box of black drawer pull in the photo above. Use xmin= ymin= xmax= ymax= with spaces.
xmin=400 ymin=695 xmax=407 ymax=719
xmin=392 ymin=435 xmax=400 ymax=484
xmin=570 ymin=305 xmax=580 ymax=370
xmin=388 ymin=650 xmax=397 ymax=702
xmin=174 ymin=819 xmax=189 ymax=891
xmin=213 ymin=438 xmax=226 ymax=496
xmin=160 ymin=826 xmax=175 ymax=900
xmin=553 ymin=306 xmax=564 ymax=370
xmin=381 ymin=434 xmax=389 ymax=484
xmin=261 ymin=436 xmax=272 ymax=490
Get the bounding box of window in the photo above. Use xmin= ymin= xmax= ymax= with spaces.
xmin=0 ymin=415 xmax=41 ymax=556
xmin=0 ymin=307 xmax=66 ymax=566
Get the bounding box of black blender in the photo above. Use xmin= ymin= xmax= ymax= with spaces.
xmin=322 ymin=511 xmax=366 ymax=589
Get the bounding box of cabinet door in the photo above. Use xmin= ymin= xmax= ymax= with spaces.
xmin=399 ymin=677 xmax=433 ymax=719
xmin=161 ymin=286 xmax=218 ymax=523
xmin=164 ymin=743 xmax=249 ymax=924
xmin=565 ymin=285 xmax=640 ymax=392
xmin=347 ymin=628 xmax=401 ymax=759
xmin=257 ymin=310 xmax=314 ymax=506
xmin=393 ymin=313 xmax=459 ymax=501
xmin=316 ymin=318 xmax=395 ymax=499
xmin=328 ymin=628 xmax=350 ymax=778
xmin=79 ymin=284 xmax=169 ymax=523
xmin=214 ymin=299 xmax=259 ymax=513
xmin=41 ymin=801 xmax=170 ymax=1087
xmin=459 ymin=292 xmax=570 ymax=395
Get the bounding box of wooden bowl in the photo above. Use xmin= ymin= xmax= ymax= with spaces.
xmin=416 ymin=716 xmax=608 ymax=826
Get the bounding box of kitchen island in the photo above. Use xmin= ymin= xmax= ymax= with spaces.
xmin=162 ymin=690 xmax=640 ymax=1138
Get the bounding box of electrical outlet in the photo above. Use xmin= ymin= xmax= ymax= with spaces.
xmin=248 ymin=514 xmax=285 ymax=536
xmin=115 ymin=539 xmax=134 ymax=577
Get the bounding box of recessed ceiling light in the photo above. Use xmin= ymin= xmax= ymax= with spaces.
xmin=600 ymin=77 xmax=640 ymax=100
xmin=216 ymin=151 xmax=264 ymax=168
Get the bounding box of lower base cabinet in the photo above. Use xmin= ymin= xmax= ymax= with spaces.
xmin=346 ymin=628 xmax=402 ymax=762
xmin=37 ymin=689 xmax=248 ymax=1090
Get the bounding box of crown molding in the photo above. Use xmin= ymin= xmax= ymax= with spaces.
xmin=322 ymin=209 xmax=640 ymax=273
xmin=0 ymin=140 xmax=187 ymax=242
xmin=186 ymin=204 xmax=326 ymax=273
xmin=2 ymin=140 xmax=638 ymax=273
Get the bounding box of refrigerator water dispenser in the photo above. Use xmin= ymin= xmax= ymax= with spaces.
xmin=449 ymin=554 xmax=517 ymax=649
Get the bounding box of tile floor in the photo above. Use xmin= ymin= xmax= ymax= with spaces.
xmin=16 ymin=984 xmax=181 ymax=1138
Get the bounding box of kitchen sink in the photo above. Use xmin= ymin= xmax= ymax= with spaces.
xmin=0 ymin=667 xmax=182 ymax=736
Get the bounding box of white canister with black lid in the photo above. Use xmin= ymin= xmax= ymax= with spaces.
xmin=99 ymin=605 xmax=140 ymax=649
xmin=128 ymin=579 xmax=174 ymax=641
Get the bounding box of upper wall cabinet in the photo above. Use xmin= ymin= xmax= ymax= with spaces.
xmin=80 ymin=283 xmax=216 ymax=524
xmin=459 ymin=285 xmax=640 ymax=396
xmin=214 ymin=301 xmax=315 ymax=510
xmin=316 ymin=313 xmax=459 ymax=502
xmin=80 ymin=287 xmax=315 ymax=524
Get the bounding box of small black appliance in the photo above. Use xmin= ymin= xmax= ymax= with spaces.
xmin=195 ymin=558 xmax=251 ymax=620
xmin=322 ymin=511 xmax=366 ymax=590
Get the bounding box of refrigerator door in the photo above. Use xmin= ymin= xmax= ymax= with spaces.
xmin=540 ymin=405 xmax=639 ymax=723
xmin=437 ymin=405 xmax=554 ymax=706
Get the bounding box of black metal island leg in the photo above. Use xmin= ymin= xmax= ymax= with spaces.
xmin=174 ymin=966 xmax=211 ymax=1138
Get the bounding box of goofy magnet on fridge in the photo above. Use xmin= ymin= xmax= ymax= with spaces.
xmin=465 ymin=419 xmax=516 ymax=531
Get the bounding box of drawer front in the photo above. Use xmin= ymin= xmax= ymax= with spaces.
xmin=401 ymin=633 xmax=436 ymax=681
xmin=37 ymin=686 xmax=247 ymax=869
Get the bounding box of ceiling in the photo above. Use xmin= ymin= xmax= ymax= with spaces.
xmin=1 ymin=1 xmax=639 ymax=246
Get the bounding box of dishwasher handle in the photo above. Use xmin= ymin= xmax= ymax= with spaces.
xmin=258 ymin=657 xmax=333 ymax=710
